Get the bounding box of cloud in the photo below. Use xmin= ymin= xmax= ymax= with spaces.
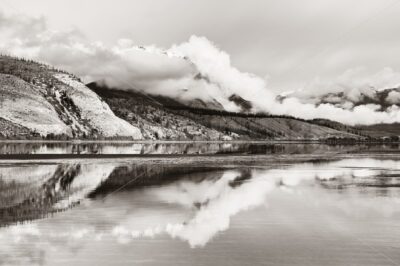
xmin=306 ymin=68 xmax=400 ymax=95
xmin=1 ymin=10 xmax=400 ymax=125
xmin=170 ymin=37 xmax=400 ymax=124
xmin=0 ymin=11 xmax=214 ymax=102
xmin=386 ymin=90 xmax=400 ymax=104
xmin=171 ymin=36 xmax=277 ymax=111
xmin=289 ymin=67 xmax=400 ymax=105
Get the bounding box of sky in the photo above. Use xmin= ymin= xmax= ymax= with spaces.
xmin=2 ymin=0 xmax=400 ymax=92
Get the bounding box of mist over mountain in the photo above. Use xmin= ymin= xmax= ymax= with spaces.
xmin=0 ymin=54 xmax=374 ymax=141
xmin=281 ymin=67 xmax=400 ymax=112
xmin=1 ymin=11 xmax=400 ymax=126
xmin=88 ymin=81 xmax=368 ymax=141
xmin=282 ymin=86 xmax=400 ymax=111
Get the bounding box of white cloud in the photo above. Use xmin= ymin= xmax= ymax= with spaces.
xmin=386 ymin=90 xmax=400 ymax=104
xmin=292 ymin=67 xmax=400 ymax=98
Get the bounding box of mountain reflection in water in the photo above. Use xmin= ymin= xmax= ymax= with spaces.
xmin=1 ymin=158 xmax=400 ymax=265
xmin=2 ymin=142 xmax=400 ymax=155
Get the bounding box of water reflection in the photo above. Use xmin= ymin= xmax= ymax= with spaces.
xmin=0 ymin=163 xmax=116 ymax=226
xmin=101 ymin=159 xmax=400 ymax=247
xmin=1 ymin=158 xmax=400 ymax=265
xmin=1 ymin=142 xmax=400 ymax=155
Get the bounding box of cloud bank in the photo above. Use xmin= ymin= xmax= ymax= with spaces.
xmin=1 ymin=11 xmax=400 ymax=125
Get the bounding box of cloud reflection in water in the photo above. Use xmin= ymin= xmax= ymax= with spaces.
xmin=1 ymin=158 xmax=400 ymax=265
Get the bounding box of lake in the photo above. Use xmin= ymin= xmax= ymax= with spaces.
xmin=0 ymin=143 xmax=399 ymax=265
xmin=1 ymin=141 xmax=400 ymax=155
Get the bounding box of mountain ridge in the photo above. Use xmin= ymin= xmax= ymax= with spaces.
xmin=0 ymin=55 xmax=398 ymax=141
xmin=88 ymin=82 xmax=366 ymax=141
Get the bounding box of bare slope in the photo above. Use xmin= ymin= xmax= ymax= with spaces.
xmin=0 ymin=74 xmax=70 ymax=136
xmin=0 ymin=56 xmax=142 ymax=139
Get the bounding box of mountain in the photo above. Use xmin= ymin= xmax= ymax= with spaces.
xmin=281 ymin=86 xmax=400 ymax=111
xmin=0 ymin=55 xmax=394 ymax=141
xmin=150 ymin=93 xmax=225 ymax=111
xmin=86 ymin=83 xmax=232 ymax=140
xmin=88 ymin=82 xmax=365 ymax=141
xmin=278 ymin=86 xmax=400 ymax=139
xmin=0 ymin=55 xmax=142 ymax=139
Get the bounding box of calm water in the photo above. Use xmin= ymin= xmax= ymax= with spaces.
xmin=0 ymin=147 xmax=400 ymax=265
xmin=1 ymin=142 xmax=400 ymax=155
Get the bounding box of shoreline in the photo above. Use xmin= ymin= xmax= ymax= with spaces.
xmin=0 ymin=139 xmax=399 ymax=144
xmin=0 ymin=139 xmax=325 ymax=144
xmin=1 ymin=152 xmax=400 ymax=165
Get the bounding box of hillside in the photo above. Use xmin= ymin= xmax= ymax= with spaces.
xmin=87 ymin=83 xmax=233 ymax=140
xmin=0 ymin=55 xmax=142 ymax=139
xmin=88 ymin=83 xmax=364 ymax=141
xmin=0 ymin=55 xmax=394 ymax=141
xmin=358 ymin=123 xmax=400 ymax=138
